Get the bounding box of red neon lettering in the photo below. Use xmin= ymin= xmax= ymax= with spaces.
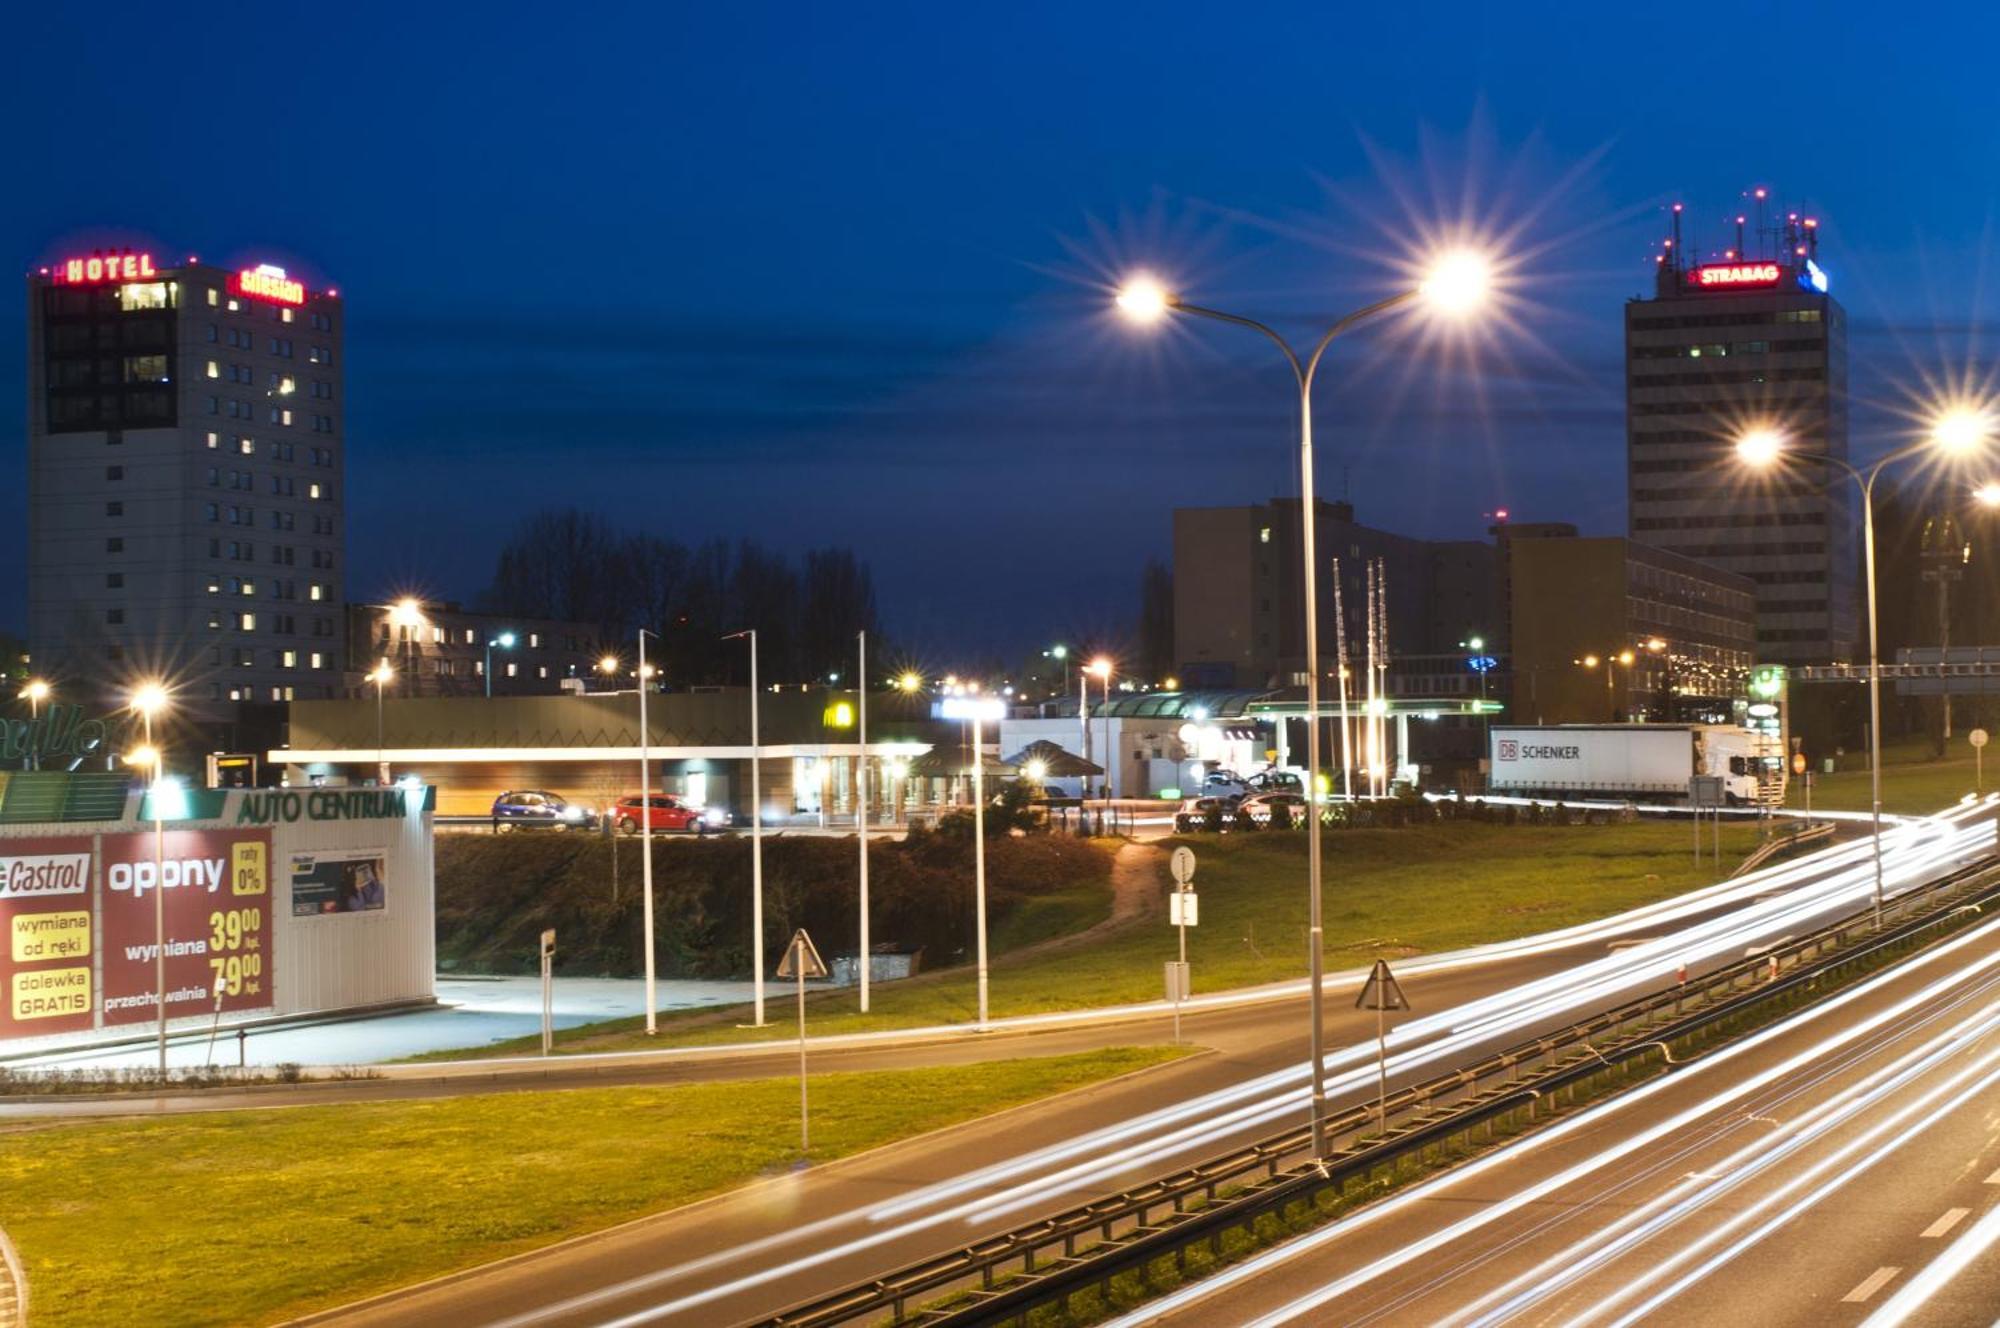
xmin=52 ymin=252 xmax=159 ymax=285
xmin=229 ymin=268 xmax=305 ymax=306
xmin=1692 ymin=262 xmax=1781 ymax=288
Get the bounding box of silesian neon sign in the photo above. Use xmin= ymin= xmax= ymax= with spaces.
xmin=230 ymin=265 xmax=305 ymax=306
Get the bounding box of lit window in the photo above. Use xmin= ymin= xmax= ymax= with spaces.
xmin=309 ymin=583 xmax=324 ymax=601
xmin=207 ymin=288 xmax=219 ymax=307
xmin=206 ymin=360 xmax=220 ymax=379
xmin=1259 ymin=527 xmax=1271 ymax=544
xmin=117 ymin=282 xmax=171 ymax=311
xmin=239 ymin=612 xmax=256 ymax=630
xmin=206 ymin=432 xmax=219 ymax=449
xmin=241 ymin=581 xmax=256 ymax=596
xmin=505 ymin=662 xmax=519 ymax=678
xmin=282 ymin=650 xmax=297 ymax=668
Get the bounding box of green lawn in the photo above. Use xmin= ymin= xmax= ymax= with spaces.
xmin=1787 ymin=739 xmax=1993 ymax=816
xmin=419 ymin=818 xmax=1766 ymax=1059
xmin=0 ymin=1047 xmax=1183 ymax=1328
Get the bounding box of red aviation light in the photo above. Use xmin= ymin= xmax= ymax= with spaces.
xmin=1688 ymin=261 xmax=1783 ymax=290
xmin=53 ymin=252 xmax=157 ymax=284
xmin=230 ymin=264 xmax=306 ymax=305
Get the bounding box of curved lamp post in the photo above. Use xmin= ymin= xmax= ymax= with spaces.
xmin=1115 ymin=252 xmax=1490 ymax=1154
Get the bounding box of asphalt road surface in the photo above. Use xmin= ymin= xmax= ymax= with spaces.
xmin=1122 ymin=900 xmax=2000 ymax=1328
xmin=285 ymin=807 xmax=1998 ymax=1328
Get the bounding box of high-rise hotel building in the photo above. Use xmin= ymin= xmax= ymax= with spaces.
xmin=25 ymin=248 xmax=346 ymax=725
xmin=1625 ymin=209 xmax=1856 ymax=665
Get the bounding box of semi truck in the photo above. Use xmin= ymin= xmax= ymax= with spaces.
xmin=1486 ymin=724 xmax=1785 ymax=806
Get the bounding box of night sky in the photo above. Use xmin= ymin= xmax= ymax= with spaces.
xmin=10 ymin=4 xmax=2000 ymax=659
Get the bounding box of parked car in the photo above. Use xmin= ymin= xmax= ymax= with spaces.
xmin=1174 ymin=795 xmax=1238 ymax=833
xmin=490 ymin=790 xmax=598 ymax=832
xmin=1198 ymin=770 xmax=1249 ymax=800
xmin=611 ymin=794 xmax=727 ymax=834
xmin=1244 ymin=768 xmax=1304 ymax=795
xmin=1239 ymin=791 xmax=1308 ymax=826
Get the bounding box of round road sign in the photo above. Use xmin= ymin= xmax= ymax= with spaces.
xmin=1170 ymin=846 xmax=1197 ymax=886
xmin=1972 ymin=729 xmax=1990 ymax=749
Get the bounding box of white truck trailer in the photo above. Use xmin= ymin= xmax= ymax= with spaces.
xmin=1486 ymin=724 xmax=1784 ymax=806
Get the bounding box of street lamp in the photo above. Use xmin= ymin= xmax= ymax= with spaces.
xmin=388 ymin=598 xmax=425 ymax=696
xmin=597 ymin=653 xmax=622 ymax=690
xmin=636 ymin=628 xmax=659 ymax=1035
xmin=1117 ymin=255 xmax=1490 ymax=1152
xmin=1736 ymin=406 xmax=1995 ymax=925
xmin=367 ymin=661 xmax=393 ymax=783
xmin=129 ymin=682 xmax=171 ymax=1077
xmin=1086 ymin=657 xmax=1113 ymax=803
xmin=723 ymin=628 xmax=767 ymax=1026
xmin=941 ymin=694 xmax=1006 ymax=1030
xmin=1044 ymin=643 xmax=1071 ymax=696
xmin=484 ymin=631 xmax=517 ymax=698
xmin=19 ymin=679 xmax=50 ymax=770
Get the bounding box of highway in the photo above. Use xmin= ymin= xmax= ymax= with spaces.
xmin=287 ymin=804 xmax=1998 ymax=1328
xmin=1119 ymin=884 xmax=2000 ymax=1327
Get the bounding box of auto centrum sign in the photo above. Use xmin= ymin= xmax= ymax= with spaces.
xmin=235 ymin=788 xmax=410 ymax=824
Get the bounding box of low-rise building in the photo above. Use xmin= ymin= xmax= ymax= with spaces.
xmin=344 ymin=599 xmax=610 ymax=698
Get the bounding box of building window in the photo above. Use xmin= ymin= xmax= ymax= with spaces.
xmin=106 ymin=572 xmax=123 ymax=589
xmin=239 ymin=612 xmax=256 ymax=631
xmin=104 ymin=501 xmax=122 ymax=516
xmin=106 ymin=608 xmax=124 ymax=625
xmin=105 ymin=465 xmax=123 ymax=480
xmin=106 ymin=538 xmax=123 ymax=553
xmin=206 ymin=360 xmax=220 ymax=379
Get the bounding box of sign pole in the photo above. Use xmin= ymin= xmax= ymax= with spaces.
xmin=1168 ymin=846 xmax=1197 ymax=1045
xmin=1354 ymin=958 xmax=1408 ymax=1133
xmin=775 ymin=928 xmax=828 ymax=1157
xmin=540 ymin=929 xmax=556 ymax=1056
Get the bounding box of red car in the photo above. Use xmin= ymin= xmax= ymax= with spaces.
xmin=610 ymin=794 xmax=722 ymax=834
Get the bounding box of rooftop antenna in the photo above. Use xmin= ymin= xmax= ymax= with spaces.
xmin=1735 ymin=214 xmax=1746 ymax=259
xmin=1671 ymin=203 xmax=1684 ymax=275
xmin=1755 ymin=186 xmax=1769 ymax=259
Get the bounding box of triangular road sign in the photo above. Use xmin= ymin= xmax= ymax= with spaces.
xmin=1354 ymin=958 xmax=1409 ymax=1011
xmin=776 ymin=928 xmax=829 ymax=980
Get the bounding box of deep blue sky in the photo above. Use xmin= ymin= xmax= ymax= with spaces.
xmin=10 ymin=3 xmax=2000 ymax=658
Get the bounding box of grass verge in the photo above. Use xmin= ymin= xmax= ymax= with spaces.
xmin=1785 ymin=737 xmax=1989 ymax=815
xmin=413 ymin=819 xmax=1764 ymax=1060
xmin=0 ymin=1046 xmax=1185 ymax=1328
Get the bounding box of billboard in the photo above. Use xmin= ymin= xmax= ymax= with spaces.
xmin=0 ymin=837 xmax=96 ymax=1039
xmin=289 ymin=849 xmax=387 ymax=916
xmin=99 ymin=829 xmax=273 ymax=1027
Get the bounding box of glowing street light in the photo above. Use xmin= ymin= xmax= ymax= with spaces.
xmin=1114 ymin=247 xmax=1493 ymax=1156
xmin=1733 ymin=407 xmax=1995 ymax=926
xmin=19 ymin=679 xmax=50 ymax=770
xmin=127 ymin=682 xmax=173 ymax=1077
xmin=368 ymin=662 xmax=394 ymax=783
xmin=484 ymin=630 xmax=517 ymax=698
xmin=897 ymin=671 xmax=923 ymax=693
xmin=1975 ymin=482 xmax=2000 ymax=508
xmin=1418 ymin=249 xmax=1491 ymax=316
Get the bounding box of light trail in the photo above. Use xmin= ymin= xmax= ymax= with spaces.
xmin=475 ymin=809 xmax=1993 ymax=1327
xmin=1104 ymin=908 xmax=2000 ymax=1327
xmin=1442 ymin=973 xmax=2000 ymax=1325
xmin=1859 ymin=1199 xmax=2000 ymax=1326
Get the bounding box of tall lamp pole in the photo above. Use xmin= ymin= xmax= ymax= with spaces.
xmin=130 ymin=682 xmax=169 ymax=1076
xmin=637 ymin=629 xmax=658 ymax=1034
xmin=368 ymin=662 xmax=393 ymax=785
xmin=1115 ymin=253 xmax=1489 ymax=1154
xmin=20 ymin=680 xmax=50 ymax=771
xmin=484 ymin=631 xmax=516 ymax=697
xmin=857 ymin=629 xmax=871 ymax=1014
xmin=725 ymin=629 xmax=767 ymax=1025
xmin=1735 ymin=412 xmax=1994 ymax=927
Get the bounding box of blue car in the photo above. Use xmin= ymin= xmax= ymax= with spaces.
xmin=490 ymin=790 xmax=598 ymax=833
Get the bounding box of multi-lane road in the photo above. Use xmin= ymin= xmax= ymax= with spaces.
xmin=1121 ymin=888 xmax=2000 ymax=1327
xmin=285 ymin=804 xmax=1997 ymax=1328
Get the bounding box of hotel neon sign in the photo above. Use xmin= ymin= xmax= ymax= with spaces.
xmin=52 ymin=253 xmax=157 ymax=285
xmin=230 ymin=264 xmax=306 ymax=306
xmin=1688 ymin=262 xmax=1783 ymax=291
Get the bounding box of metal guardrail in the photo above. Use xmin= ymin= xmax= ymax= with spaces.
xmin=1730 ymin=821 xmax=1837 ymax=877
xmin=757 ymin=850 xmax=2000 ymax=1328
